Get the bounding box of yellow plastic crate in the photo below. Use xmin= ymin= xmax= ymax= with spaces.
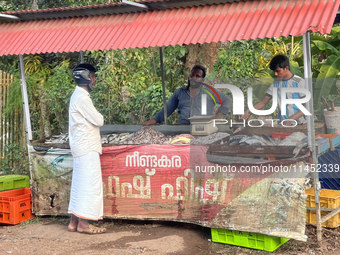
xmin=305 ymin=188 xmax=340 ymax=228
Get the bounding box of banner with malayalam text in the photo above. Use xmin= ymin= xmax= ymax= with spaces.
xmin=29 ymin=144 xmax=308 ymax=241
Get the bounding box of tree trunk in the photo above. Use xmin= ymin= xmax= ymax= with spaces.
xmin=184 ymin=42 xmax=221 ymax=79
xmin=55 ymin=110 xmax=67 ymax=133
xmin=37 ymin=80 xmax=51 ymax=138
xmin=31 ymin=0 xmax=38 ymax=10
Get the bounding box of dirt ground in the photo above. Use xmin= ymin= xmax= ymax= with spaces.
xmin=1 ymin=216 xmax=340 ymax=255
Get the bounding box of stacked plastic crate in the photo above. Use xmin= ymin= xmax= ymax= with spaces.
xmin=305 ymin=134 xmax=340 ymax=228
xmin=0 ymin=175 xmax=34 ymax=225
xmin=305 ymin=188 xmax=340 ymax=228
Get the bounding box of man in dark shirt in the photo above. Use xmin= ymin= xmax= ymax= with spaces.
xmin=144 ymin=65 xmax=232 ymax=125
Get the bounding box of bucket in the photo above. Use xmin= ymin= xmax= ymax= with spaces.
xmin=324 ymin=107 xmax=340 ymax=134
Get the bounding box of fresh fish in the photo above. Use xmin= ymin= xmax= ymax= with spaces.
xmin=273 ymin=137 xmax=281 ymax=145
xmin=225 ymin=135 xmax=266 ymax=146
xmin=260 ymin=134 xmax=276 ymax=146
xmin=107 ymin=134 xmax=118 ymax=143
xmin=121 ymin=126 xmax=170 ymax=144
xmin=239 ymin=136 xmax=250 ymax=144
xmin=119 ymin=133 xmax=133 ymax=142
xmin=229 ymin=140 xmax=242 ymax=145
xmin=45 ymin=133 xmax=69 ymax=144
xmin=315 ymin=136 xmax=329 ymax=145
xmin=244 ymin=140 xmax=264 ymax=146
xmin=101 ymin=136 xmax=108 ymax=144
xmin=244 ymin=138 xmax=265 ymax=146
xmin=190 ymin=132 xmax=229 ymax=145
xmin=293 ymin=136 xmax=330 ymax=157
xmin=279 ymin=132 xmax=307 ymax=146
xmin=224 ymin=135 xmax=247 ymax=145
xmin=240 ymin=135 xmax=266 ymax=146
xmin=292 ymin=136 xmax=308 ymax=157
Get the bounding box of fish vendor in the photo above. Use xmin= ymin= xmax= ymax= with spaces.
xmin=67 ymin=63 xmax=107 ymax=234
xmin=241 ymin=55 xmax=307 ymax=126
xmin=144 ymin=65 xmax=232 ymax=125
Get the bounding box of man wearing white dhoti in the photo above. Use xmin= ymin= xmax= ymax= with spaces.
xmin=67 ymin=63 xmax=106 ymax=234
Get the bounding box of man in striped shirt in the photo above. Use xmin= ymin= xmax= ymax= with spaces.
xmin=242 ymin=55 xmax=306 ymax=125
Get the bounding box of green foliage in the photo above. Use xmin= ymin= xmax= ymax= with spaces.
xmin=0 ymin=144 xmax=29 ymax=176
xmin=0 ymin=55 xmax=18 ymax=74
xmin=252 ymin=37 xmax=304 ymax=99
xmin=1 ymin=0 xmax=119 ymax=11
xmin=209 ymin=40 xmax=260 ymax=114
xmin=45 ymin=60 xmax=74 ymax=133
xmin=87 ymin=46 xmax=185 ymax=125
xmin=2 ymin=73 xmax=22 ymax=117
xmin=245 ymin=34 xmax=340 ymax=116
xmin=3 ymin=45 xmax=187 ymax=139
xmin=309 ymin=28 xmax=340 ymax=112
xmin=312 ymin=40 xmax=339 ymax=55
xmin=210 ymin=39 xmax=266 ymax=114
xmin=3 ymin=72 xmax=43 ymax=140
xmin=159 ymin=46 xmax=187 ymax=92
xmin=313 ymin=55 xmax=340 ymax=110
xmin=211 ymin=40 xmax=262 ymax=81
xmin=24 ymin=55 xmax=51 ymax=78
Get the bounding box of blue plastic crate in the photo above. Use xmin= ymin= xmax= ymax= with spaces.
xmin=318 ymin=147 xmax=340 ymax=190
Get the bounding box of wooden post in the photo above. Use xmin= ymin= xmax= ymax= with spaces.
xmin=159 ymin=46 xmax=168 ymax=125
xmin=3 ymin=75 xmax=7 ymax=156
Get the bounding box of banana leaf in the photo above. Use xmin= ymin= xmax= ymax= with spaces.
xmin=331 ymin=26 xmax=340 ymax=37
xmin=311 ymin=40 xmax=339 ymax=55
xmin=253 ymin=68 xmax=275 ymax=99
xmin=290 ymin=61 xmax=304 ymax=77
xmin=313 ymin=55 xmax=340 ymax=110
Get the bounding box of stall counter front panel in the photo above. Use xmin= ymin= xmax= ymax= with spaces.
xmin=29 ymin=144 xmax=309 ymax=241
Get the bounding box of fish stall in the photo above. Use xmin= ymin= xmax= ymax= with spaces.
xmin=28 ymin=123 xmax=318 ymax=241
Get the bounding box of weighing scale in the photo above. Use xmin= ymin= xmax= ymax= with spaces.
xmin=189 ymin=115 xmax=218 ymax=135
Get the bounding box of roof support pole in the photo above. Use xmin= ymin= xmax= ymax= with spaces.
xmin=159 ymin=46 xmax=168 ymax=125
xmin=80 ymin=51 xmax=84 ymax=63
xmin=18 ymin=54 xmax=32 ymax=142
xmin=303 ymin=31 xmax=321 ymax=241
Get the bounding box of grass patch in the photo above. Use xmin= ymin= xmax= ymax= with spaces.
xmin=20 ymin=216 xmax=40 ymax=226
xmin=49 ymin=215 xmax=70 ymax=225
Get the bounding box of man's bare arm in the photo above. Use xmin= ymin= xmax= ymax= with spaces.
xmin=241 ymin=95 xmax=272 ymax=120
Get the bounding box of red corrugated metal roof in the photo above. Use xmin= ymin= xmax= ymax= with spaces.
xmin=0 ymin=0 xmax=339 ymax=56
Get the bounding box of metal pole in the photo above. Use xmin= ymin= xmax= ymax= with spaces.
xmin=18 ymin=54 xmax=32 ymax=142
xmin=80 ymin=51 xmax=84 ymax=63
xmin=159 ymin=46 xmax=168 ymax=125
xmin=303 ymin=32 xmax=321 ymax=241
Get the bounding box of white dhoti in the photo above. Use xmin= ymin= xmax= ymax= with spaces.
xmin=68 ymin=151 xmax=103 ymax=220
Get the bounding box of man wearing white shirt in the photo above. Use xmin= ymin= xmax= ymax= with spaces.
xmin=241 ymin=55 xmax=306 ymax=126
xmin=67 ymin=63 xmax=106 ymax=234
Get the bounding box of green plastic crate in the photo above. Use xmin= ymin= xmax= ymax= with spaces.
xmin=211 ymin=228 xmax=290 ymax=252
xmin=0 ymin=175 xmax=30 ymax=192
